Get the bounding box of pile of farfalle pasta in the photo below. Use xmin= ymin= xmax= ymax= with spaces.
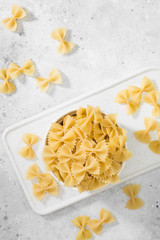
xmin=42 ymin=105 xmax=133 ymax=192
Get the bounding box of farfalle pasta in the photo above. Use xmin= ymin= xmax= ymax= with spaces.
xmin=134 ymin=117 xmax=159 ymax=144
xmin=128 ymin=76 xmax=155 ymax=102
xmin=88 ymin=208 xmax=115 ymax=235
xmin=149 ymin=129 xmax=160 ymax=154
xmin=43 ymin=105 xmax=132 ymax=192
xmin=122 ymin=184 xmax=144 ymax=210
xmin=0 ymin=68 xmax=16 ymax=94
xmin=72 ymin=216 xmax=92 ymax=240
xmin=143 ymin=90 xmax=160 ymax=117
xmin=18 ymin=133 xmax=40 ymax=159
xmin=2 ymin=5 xmax=26 ymax=32
xmin=51 ymin=28 xmax=75 ymax=54
xmin=8 ymin=59 xmax=35 ymax=79
xmin=26 ymin=163 xmax=58 ymax=200
xmin=36 ymin=67 xmax=62 ymax=92
xmin=114 ymin=89 xmax=140 ymax=115
xmin=115 ymin=76 xmax=156 ymax=115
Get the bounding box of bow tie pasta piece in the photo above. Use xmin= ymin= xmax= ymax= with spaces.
xmin=108 ymin=135 xmax=133 ymax=163
xmin=8 ymin=59 xmax=35 ymax=79
xmin=88 ymin=208 xmax=115 ymax=235
xmin=57 ymin=161 xmax=77 ymax=187
xmin=0 ymin=68 xmax=16 ymax=94
xmin=134 ymin=117 xmax=159 ymax=144
xmin=72 ymin=156 xmax=100 ymax=184
xmin=143 ymin=90 xmax=160 ymax=117
xmin=76 ymin=107 xmax=87 ymax=119
xmin=101 ymin=113 xmax=127 ymax=138
xmin=51 ymin=28 xmax=75 ymax=54
xmin=122 ymin=184 xmax=144 ymax=210
xmin=128 ymin=76 xmax=155 ymax=102
xmin=33 ymin=177 xmax=58 ymax=201
xmin=2 ymin=5 xmax=26 ymax=31
xmin=48 ymin=129 xmax=76 ymax=151
xmin=81 ymin=139 xmax=108 ymax=162
xmin=58 ymin=145 xmax=86 ymax=164
xmin=26 ymin=163 xmax=53 ymax=187
xmin=72 ymin=216 xmax=92 ymax=240
xmin=149 ymin=129 xmax=160 ymax=154
xmin=36 ymin=67 xmax=62 ymax=92
xmin=18 ymin=133 xmax=40 ymax=159
xmin=114 ymin=89 xmax=140 ymax=115
xmin=42 ymin=145 xmax=58 ymax=171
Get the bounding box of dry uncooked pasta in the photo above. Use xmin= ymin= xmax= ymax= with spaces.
xmin=18 ymin=133 xmax=40 ymax=159
xmin=2 ymin=5 xmax=26 ymax=32
xmin=143 ymin=90 xmax=160 ymax=117
xmin=134 ymin=117 xmax=159 ymax=144
xmin=36 ymin=67 xmax=62 ymax=92
xmin=42 ymin=105 xmax=132 ymax=192
xmin=114 ymin=89 xmax=140 ymax=115
xmin=88 ymin=208 xmax=115 ymax=235
xmin=122 ymin=184 xmax=144 ymax=210
xmin=72 ymin=216 xmax=92 ymax=240
xmin=51 ymin=28 xmax=75 ymax=54
xmin=0 ymin=68 xmax=16 ymax=94
xmin=128 ymin=76 xmax=155 ymax=102
xmin=26 ymin=163 xmax=58 ymax=200
xmin=149 ymin=129 xmax=160 ymax=155
xmin=8 ymin=59 xmax=35 ymax=79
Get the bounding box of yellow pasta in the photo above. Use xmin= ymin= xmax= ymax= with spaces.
xmin=122 ymin=184 xmax=144 ymax=210
xmin=134 ymin=117 xmax=159 ymax=144
xmin=114 ymin=89 xmax=140 ymax=115
xmin=36 ymin=67 xmax=62 ymax=92
xmin=33 ymin=177 xmax=58 ymax=201
xmin=143 ymin=90 xmax=160 ymax=117
xmin=149 ymin=129 xmax=160 ymax=154
xmin=42 ymin=145 xmax=58 ymax=171
xmin=51 ymin=28 xmax=75 ymax=54
xmin=108 ymin=135 xmax=133 ymax=162
xmin=8 ymin=59 xmax=35 ymax=79
xmin=18 ymin=133 xmax=40 ymax=159
xmin=128 ymin=76 xmax=155 ymax=102
xmin=43 ymin=105 xmax=131 ymax=192
xmin=88 ymin=208 xmax=115 ymax=235
xmin=57 ymin=161 xmax=77 ymax=187
xmin=0 ymin=68 xmax=16 ymax=94
xmin=72 ymin=216 xmax=92 ymax=240
xmin=72 ymin=156 xmax=100 ymax=183
xmin=81 ymin=139 xmax=108 ymax=162
xmin=2 ymin=5 xmax=26 ymax=31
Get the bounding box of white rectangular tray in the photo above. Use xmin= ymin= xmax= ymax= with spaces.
xmin=2 ymin=67 xmax=160 ymax=215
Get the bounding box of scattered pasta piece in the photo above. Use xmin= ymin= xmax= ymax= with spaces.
xmin=36 ymin=67 xmax=62 ymax=92
xmin=143 ymin=90 xmax=160 ymax=117
xmin=2 ymin=5 xmax=26 ymax=32
xmin=149 ymin=129 xmax=160 ymax=154
xmin=114 ymin=89 xmax=140 ymax=115
xmin=33 ymin=177 xmax=58 ymax=201
xmin=122 ymin=184 xmax=144 ymax=210
xmin=18 ymin=133 xmax=40 ymax=159
xmin=0 ymin=68 xmax=16 ymax=94
xmin=51 ymin=28 xmax=75 ymax=54
xmin=26 ymin=163 xmax=53 ymax=186
xmin=8 ymin=59 xmax=35 ymax=79
xmin=43 ymin=105 xmax=131 ymax=192
xmin=128 ymin=76 xmax=155 ymax=102
xmin=72 ymin=216 xmax=92 ymax=240
xmin=88 ymin=208 xmax=115 ymax=235
xmin=134 ymin=117 xmax=159 ymax=144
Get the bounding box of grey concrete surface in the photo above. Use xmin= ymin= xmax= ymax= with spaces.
xmin=0 ymin=0 xmax=160 ymax=239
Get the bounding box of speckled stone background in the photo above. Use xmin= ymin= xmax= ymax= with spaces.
xmin=0 ymin=0 xmax=160 ymax=239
